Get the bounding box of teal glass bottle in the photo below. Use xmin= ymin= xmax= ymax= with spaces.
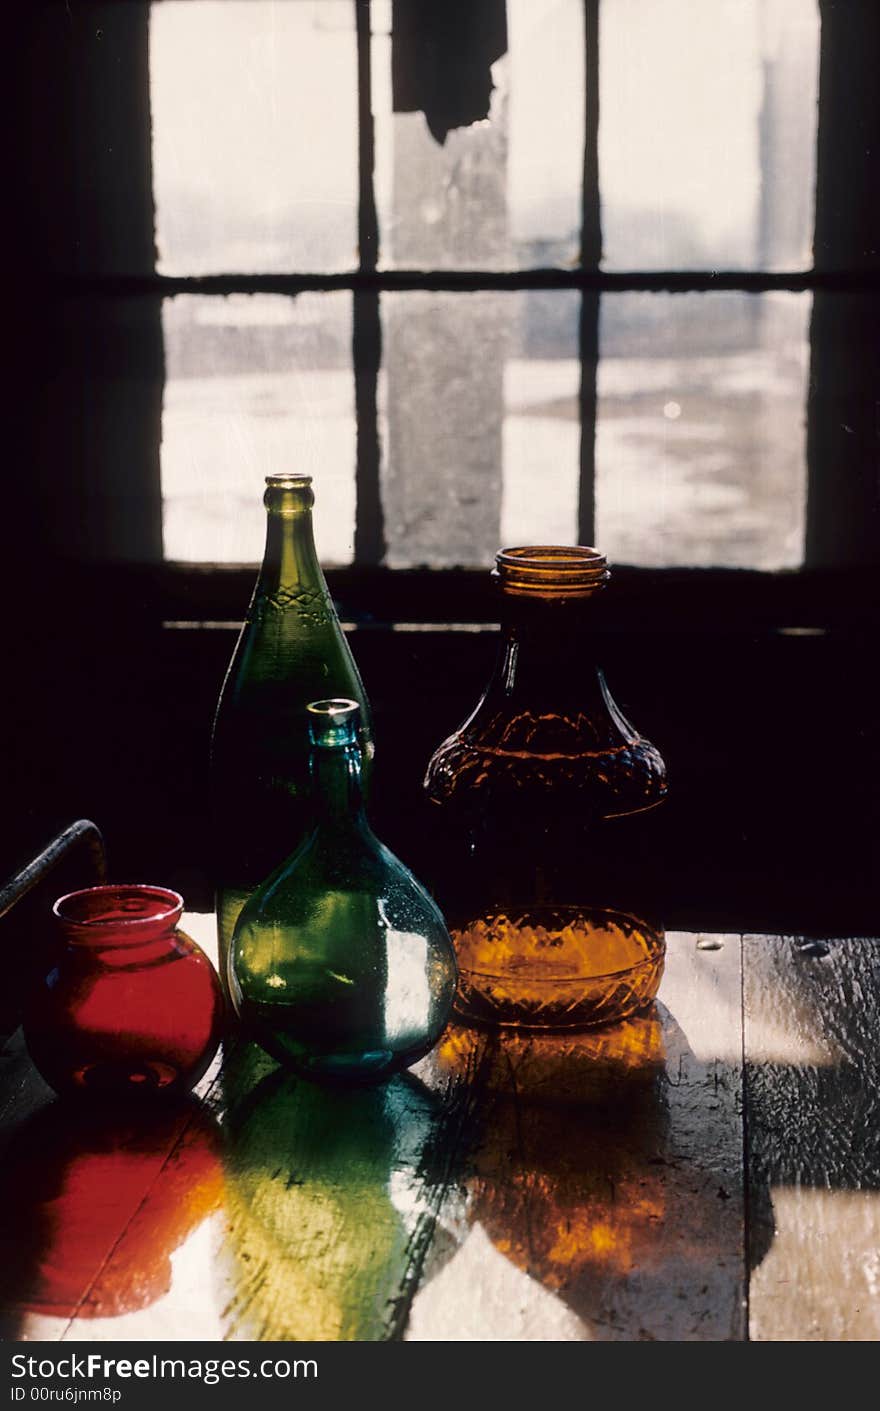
xmin=230 ymin=700 xmax=458 ymax=1083
xmin=211 ymin=475 xmax=373 ymax=989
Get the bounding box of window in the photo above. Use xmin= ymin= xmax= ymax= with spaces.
xmin=149 ymin=0 xmax=820 ymax=582
xmin=33 ymin=0 xmax=880 ymax=621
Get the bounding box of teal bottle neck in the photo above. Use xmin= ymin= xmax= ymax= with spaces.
xmin=311 ymin=742 xmax=369 ymax=833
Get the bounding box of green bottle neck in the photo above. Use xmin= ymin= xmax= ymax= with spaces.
xmin=253 ymin=478 xmax=329 ymax=602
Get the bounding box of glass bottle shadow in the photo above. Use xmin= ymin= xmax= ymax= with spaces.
xmin=216 ymin=1041 xmax=445 ymax=1341
xmin=419 ymin=999 xmax=746 ymax=1339
xmin=0 ymin=1096 xmax=223 ymax=1335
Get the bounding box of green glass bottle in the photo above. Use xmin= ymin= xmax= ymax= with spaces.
xmin=211 ymin=476 xmax=373 ymax=988
xmin=229 ymin=699 xmax=458 ymax=1084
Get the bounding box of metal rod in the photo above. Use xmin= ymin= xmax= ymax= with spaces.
xmin=0 ymin=821 xmax=107 ymax=922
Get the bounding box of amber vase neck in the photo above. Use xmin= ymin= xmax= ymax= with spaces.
xmin=493 ymin=545 xmax=609 ymax=601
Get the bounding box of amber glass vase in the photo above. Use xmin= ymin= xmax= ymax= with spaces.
xmin=22 ymin=885 xmax=225 ymax=1099
xmin=211 ymin=475 xmax=373 ymax=988
xmin=424 ymin=546 xmax=667 ymax=1030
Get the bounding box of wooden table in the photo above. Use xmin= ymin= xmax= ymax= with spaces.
xmin=1 ymin=918 xmax=878 ymax=1342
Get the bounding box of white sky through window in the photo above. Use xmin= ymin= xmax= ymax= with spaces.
xmin=150 ymin=1 xmax=359 ymax=274
xmin=151 ymin=0 xmax=818 ymax=570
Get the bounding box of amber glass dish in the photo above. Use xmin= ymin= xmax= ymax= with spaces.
xmin=451 ymin=906 xmax=664 ymax=1030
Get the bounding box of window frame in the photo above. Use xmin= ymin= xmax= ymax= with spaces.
xmin=43 ymin=0 xmax=880 ymax=632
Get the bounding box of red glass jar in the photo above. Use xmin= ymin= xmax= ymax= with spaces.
xmin=23 ymin=885 xmax=225 ymax=1099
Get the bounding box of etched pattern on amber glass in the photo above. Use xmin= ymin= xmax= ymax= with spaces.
xmin=452 ymin=907 xmax=664 ymax=1029
xmin=427 ymin=714 xmax=667 ymax=819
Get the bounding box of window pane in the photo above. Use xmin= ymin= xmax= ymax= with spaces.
xmin=150 ymin=1 xmax=358 ymax=274
xmin=161 ymin=294 xmax=354 ymax=565
xmin=600 ymin=0 xmax=819 ymax=270
xmin=595 ymin=292 xmax=810 ymax=568
xmin=380 ymin=290 xmax=580 ymax=567
xmin=373 ymin=0 xmax=584 ymax=270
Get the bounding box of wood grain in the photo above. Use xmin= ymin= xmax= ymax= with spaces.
xmin=406 ymin=932 xmax=746 ymax=1341
xmin=205 ymin=1040 xmax=473 ymax=1341
xmin=0 ymin=910 xmax=224 ymax=1343
xmin=0 ymin=921 xmax=748 ymax=1342
xmin=744 ymin=934 xmax=880 ymax=1341
xmin=0 ymin=1029 xmax=225 ymax=1343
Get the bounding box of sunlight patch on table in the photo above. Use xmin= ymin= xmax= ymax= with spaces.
xmin=406 ymin=1223 xmax=591 ymax=1342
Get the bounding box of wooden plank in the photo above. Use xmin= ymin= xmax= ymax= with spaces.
xmin=3 ymin=899 xmax=449 ymax=1342
xmin=0 ymin=914 xmax=224 ymax=1343
xmin=0 ymin=1029 xmax=69 ymax=1342
xmin=406 ymin=932 xmax=746 ymax=1341
xmin=744 ymin=934 xmax=880 ymax=1341
xmin=204 ymin=1031 xmax=481 ymax=1341
xmin=56 ymin=912 xmax=478 ymax=1343
xmin=57 ymin=916 xmax=229 ymax=1341
xmin=210 ymin=930 xmax=745 ymax=1341
xmin=1 ymin=920 xmax=747 ymax=1342
xmin=0 ymin=1043 xmax=225 ymax=1343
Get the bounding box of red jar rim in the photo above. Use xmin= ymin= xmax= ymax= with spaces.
xmin=52 ymin=885 xmax=184 ymax=945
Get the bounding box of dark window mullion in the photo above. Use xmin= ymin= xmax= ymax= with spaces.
xmin=54 ymin=269 xmax=874 ymax=298
xmin=577 ymin=0 xmax=601 ymax=547
xmin=353 ymin=0 xmax=385 ymax=566
xmin=805 ymin=0 xmax=880 ymax=568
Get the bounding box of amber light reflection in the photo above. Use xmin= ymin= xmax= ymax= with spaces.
xmin=0 ymin=1100 xmax=223 ymax=1322
xmin=433 ymin=1012 xmax=670 ymax=1288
